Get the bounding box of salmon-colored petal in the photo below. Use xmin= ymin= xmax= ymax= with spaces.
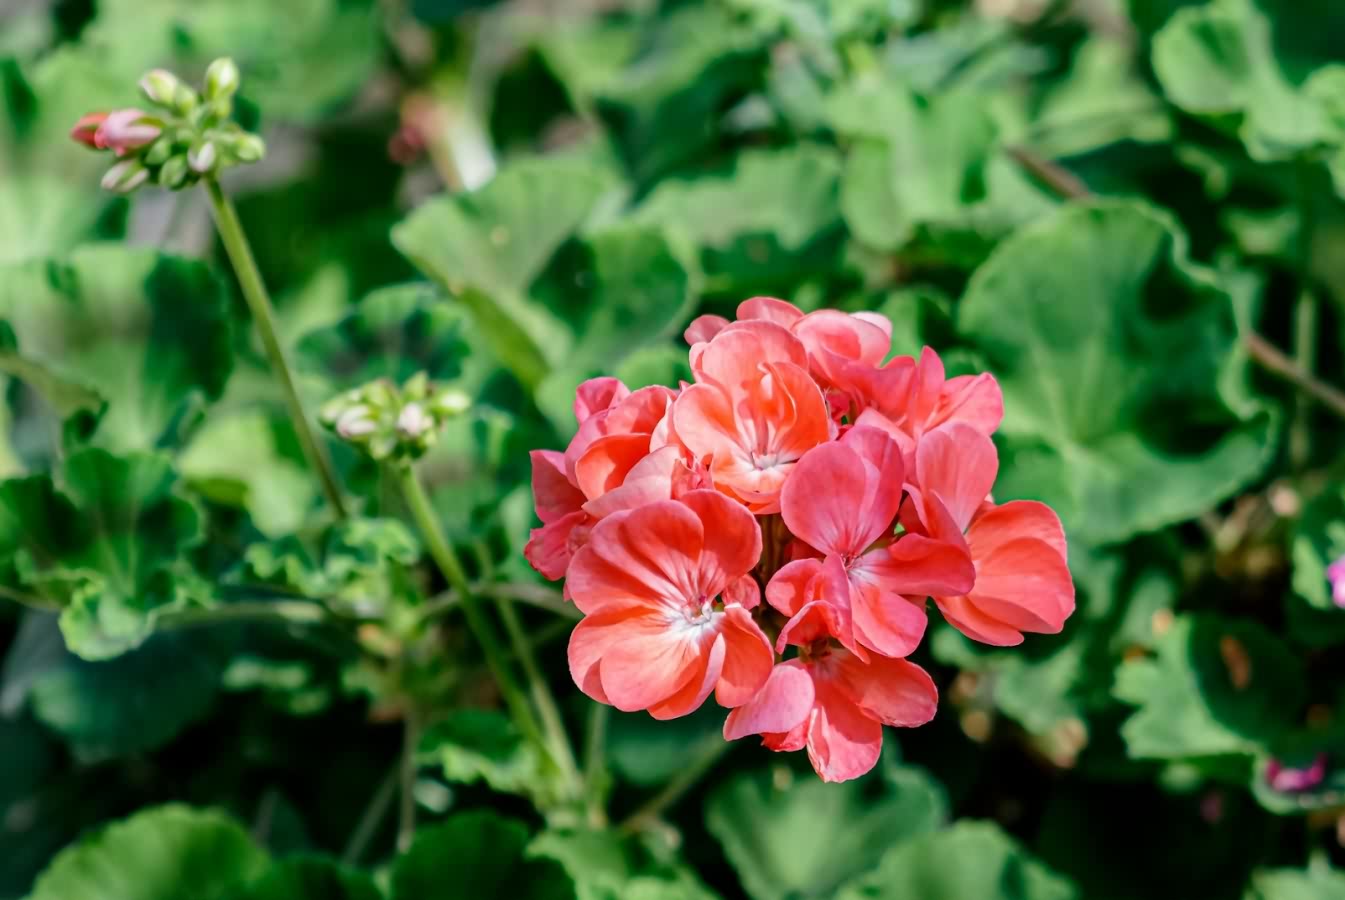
xmin=848 ymin=578 xmax=926 ymax=659
xmin=833 ymin=652 xmax=938 ymax=727
xmin=649 ymin=633 xmax=725 ymax=720
xmin=934 ymin=372 xmax=1003 ymax=436
xmin=715 ymin=606 xmax=774 ymax=707
xmin=737 ymin=296 xmax=805 ymax=327
xmin=863 ymin=534 xmax=975 ymax=598
xmin=762 ymin=361 xmax=832 ymax=461
xmin=780 ymin=442 xmax=871 ymax=556
xmin=599 ymin=616 xmax=712 ymax=712
xmin=914 ymin=423 xmax=998 ymax=533
xmin=568 ymin=606 xmax=649 ymax=703
xmin=806 ymin=676 xmax=883 ymax=783
xmin=574 ymin=434 xmax=652 ymax=501
xmin=723 ymin=574 xmax=761 ymax=610
xmin=685 ymin=314 xmax=730 ymax=345
xmin=574 ymin=376 xmax=630 ymax=424
xmin=723 ymin=660 xmax=814 ymax=740
xmin=678 ymin=489 xmax=762 ymax=593
xmin=951 ymin=536 xmax=1074 ymax=642
xmin=968 ymin=500 xmax=1068 ymax=559
xmin=795 ymin=309 xmax=890 ymax=368
xmin=693 ymin=320 xmax=808 ymax=390
xmin=581 ymin=445 xmax=680 ymax=519
xmin=566 ymin=502 xmax=703 ymax=615
xmin=524 ymin=510 xmax=588 ymax=581
xmin=673 ymin=383 xmax=740 ymax=462
xmin=775 ymin=556 xmax=866 ymax=659
xmin=765 ymin=558 xmax=823 ymax=616
xmin=935 ymin=593 xmax=1025 ymax=646
xmin=530 ymin=450 xmax=585 ymax=523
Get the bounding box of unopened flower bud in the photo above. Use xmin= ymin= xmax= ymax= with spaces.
xmin=396 ymin=403 xmax=432 ymax=439
xmin=230 ymin=132 xmax=266 ymax=163
xmin=143 ymin=136 xmax=175 ymax=166
xmin=173 ymin=84 xmax=200 ymax=116
xmin=188 ymin=140 xmax=218 ymax=174
xmin=337 ymin=406 xmax=377 ymax=440
xmin=70 ymin=112 xmax=108 ymax=148
xmin=157 ymin=155 xmax=191 ymax=189
xmin=96 ymin=108 xmax=162 ymax=153
xmin=101 ymin=159 xmax=149 ymax=193
xmin=1265 ymin=754 xmax=1328 ymax=792
xmin=431 ymin=389 xmax=471 ymax=418
xmin=204 ymin=58 xmax=240 ymax=102
xmin=139 ymin=69 xmax=186 ymax=108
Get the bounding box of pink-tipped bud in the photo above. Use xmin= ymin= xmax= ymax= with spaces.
xmin=396 ymin=403 xmax=431 ymax=439
xmin=336 ymin=406 xmax=377 ymax=440
xmin=1266 ymin=754 xmax=1328 ymax=792
xmin=71 ymin=112 xmax=109 ymax=148
xmin=95 ymin=109 xmax=162 ymax=153
xmin=100 ymin=159 xmax=149 ymax=193
xmin=188 ymin=140 xmax=218 ymax=174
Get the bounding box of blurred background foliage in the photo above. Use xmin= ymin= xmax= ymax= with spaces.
xmin=2 ymin=0 xmax=1345 ymax=897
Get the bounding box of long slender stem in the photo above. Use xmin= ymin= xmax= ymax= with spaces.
xmin=421 ymin=581 xmax=581 ymax=623
xmin=341 ymin=766 xmax=398 ymax=864
xmin=398 ymin=707 xmax=420 ymax=853
xmin=495 ymin=596 xmax=583 ymax=800
xmin=619 ymin=740 xmax=730 ymax=834
xmin=1290 ymin=162 xmax=1318 ymax=471
xmin=0 ymin=585 xmax=62 ymax=612
xmin=392 ymin=462 xmax=546 ymax=754
xmin=203 ymin=178 xmax=348 ymax=519
xmin=584 ymin=703 xmax=610 ymax=827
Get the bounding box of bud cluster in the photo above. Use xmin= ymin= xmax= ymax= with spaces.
xmin=70 ymin=58 xmax=266 ymax=193
xmin=320 ymin=373 xmax=471 ymax=462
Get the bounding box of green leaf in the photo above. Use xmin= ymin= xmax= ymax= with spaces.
xmin=832 ymin=78 xmax=1054 ymax=258
xmin=958 ymin=201 xmax=1276 ymax=543
xmin=1244 ymin=867 xmax=1345 ymax=900
xmin=1152 ymin=0 xmax=1343 ymax=161
xmin=236 ymin=857 xmax=381 ymax=900
xmin=392 ymin=156 xmax=623 ymax=389
xmin=834 ymin=821 xmax=1077 ymax=900
xmin=592 ymin=4 xmax=767 ymax=182
xmin=1114 ymin=613 xmax=1306 ymax=760
xmin=529 ymin=829 xmax=718 ymax=900
xmin=629 ymin=145 xmax=843 ymax=294
xmin=417 ymin=709 xmax=546 ymax=798
xmin=1290 ymin=484 xmax=1345 ymax=610
xmin=391 ymin=810 xmax=575 ymax=900
xmin=239 ymin=518 xmax=421 ymax=618
xmin=26 ymin=804 xmax=268 ymax=900
xmin=178 ymin=410 xmax=316 ymax=539
xmin=0 ymin=448 xmax=208 ymax=660
xmin=0 ymin=347 xmax=105 ymax=432
xmin=705 ymin=764 xmax=947 ymax=900
xmin=27 ymin=630 xmax=225 ymax=761
xmin=0 ymin=175 xmax=125 ymax=265
xmin=0 ymin=246 xmax=234 ymax=454
xmin=296 ymin=282 xmax=471 ymax=391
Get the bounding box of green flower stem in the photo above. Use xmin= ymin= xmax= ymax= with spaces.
xmin=341 ymin=765 xmax=398 ymax=865
xmin=1291 ymin=162 xmax=1319 ymax=471
xmin=203 ymin=177 xmax=348 ymax=519
xmin=1244 ymin=332 xmax=1345 ymax=422
xmin=155 ymin=599 xmax=332 ymax=630
xmin=0 ymin=585 xmax=62 ymax=613
xmin=583 ymin=702 xmax=610 ymax=827
xmin=392 ymin=462 xmax=549 ymax=766
xmin=619 ymin=740 xmax=731 ymax=834
xmin=398 ymin=707 xmax=420 ymax=853
xmin=495 ymin=594 xmax=584 ymax=801
xmin=420 ymin=581 xmax=581 ymax=623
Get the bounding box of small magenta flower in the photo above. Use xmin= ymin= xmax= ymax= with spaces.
xmin=1265 ymin=754 xmax=1328 ymax=792
xmin=1327 ymin=556 xmax=1345 ymax=608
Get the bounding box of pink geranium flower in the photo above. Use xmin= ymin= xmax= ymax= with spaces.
xmin=675 ymin=321 xmax=831 ymax=513
xmin=766 ymin=426 xmax=974 ymax=659
xmin=566 ymin=490 xmax=774 ymax=719
xmin=723 ymin=645 xmax=938 ymax=783
xmin=525 ymin=294 xmax=1077 ymax=781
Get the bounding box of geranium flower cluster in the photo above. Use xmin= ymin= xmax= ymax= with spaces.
xmin=525 ymin=297 xmax=1075 ymax=782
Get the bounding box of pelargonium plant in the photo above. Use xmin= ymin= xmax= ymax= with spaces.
xmin=525 ymin=297 xmax=1075 ymax=782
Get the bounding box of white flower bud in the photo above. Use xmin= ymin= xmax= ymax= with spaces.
xmin=204 ymin=58 xmax=240 ymax=102
xmin=396 ymin=403 xmax=432 ymax=439
xmin=188 ymin=140 xmax=218 ymax=174
xmin=101 ymin=159 xmax=149 ymax=193
xmin=139 ymin=69 xmax=185 ymax=107
xmin=336 ymin=406 xmax=377 ymax=439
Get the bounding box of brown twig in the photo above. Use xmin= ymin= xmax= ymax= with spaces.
xmin=1245 ymin=332 xmax=1345 ymax=422
xmin=1004 ymin=145 xmax=1093 ymax=201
